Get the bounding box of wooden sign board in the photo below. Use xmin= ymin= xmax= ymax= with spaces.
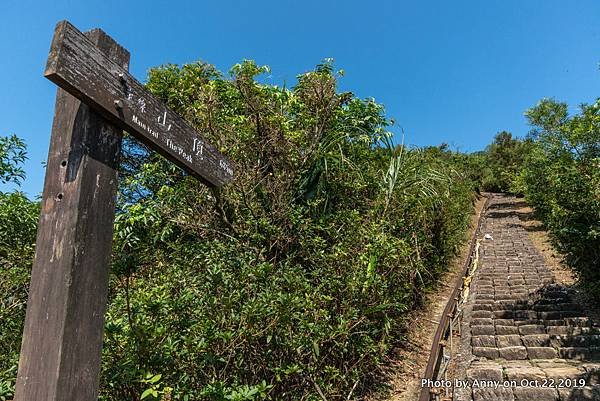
xmin=14 ymin=21 xmax=234 ymax=401
xmin=45 ymin=20 xmax=234 ymax=187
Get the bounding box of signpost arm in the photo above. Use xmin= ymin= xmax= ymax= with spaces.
xmin=43 ymin=21 xmax=234 ymax=187
xmin=14 ymin=25 xmax=129 ymax=401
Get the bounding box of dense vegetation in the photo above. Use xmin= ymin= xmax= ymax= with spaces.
xmin=480 ymin=98 xmax=600 ymax=301
xmin=102 ymin=60 xmax=477 ymax=400
xmin=519 ymin=98 xmax=599 ymax=297
xmin=0 ymin=60 xmax=477 ymax=400
xmin=1 ymin=59 xmax=597 ymax=400
xmin=0 ymin=135 xmax=39 ymax=398
xmin=476 ymin=131 xmax=531 ymax=193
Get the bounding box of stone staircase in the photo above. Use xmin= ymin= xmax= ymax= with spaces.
xmin=453 ymin=195 xmax=600 ymax=401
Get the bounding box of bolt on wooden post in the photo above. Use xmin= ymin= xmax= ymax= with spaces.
xmin=15 ymin=20 xmax=233 ymax=401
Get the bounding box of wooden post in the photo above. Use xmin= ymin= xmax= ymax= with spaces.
xmin=14 ymin=27 xmax=129 ymax=401
xmin=15 ymin=20 xmax=233 ymax=399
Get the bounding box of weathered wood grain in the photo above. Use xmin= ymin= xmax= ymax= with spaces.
xmin=14 ymin=27 xmax=130 ymax=401
xmin=45 ymin=20 xmax=234 ymax=187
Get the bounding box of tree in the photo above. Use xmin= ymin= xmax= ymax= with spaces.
xmin=0 ymin=134 xmax=38 ymax=401
xmin=481 ymin=131 xmax=530 ymax=193
xmin=520 ymin=97 xmax=600 ymax=299
xmin=0 ymin=134 xmax=27 ymax=186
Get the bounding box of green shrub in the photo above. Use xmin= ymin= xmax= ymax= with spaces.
xmin=0 ymin=60 xmax=476 ymax=400
xmin=98 ymin=60 xmax=475 ymax=400
xmin=520 ymin=98 xmax=600 ymax=300
xmin=478 ymin=131 xmax=530 ymax=193
xmin=0 ymin=134 xmax=27 ymax=186
xmin=0 ymin=135 xmax=38 ymax=401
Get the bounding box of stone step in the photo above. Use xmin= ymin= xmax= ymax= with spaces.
xmin=532 ymin=303 xmax=582 ymax=312
xmin=583 ymin=363 xmax=600 ymax=385
xmin=558 ymin=347 xmax=600 ymax=361
xmin=566 ymin=317 xmax=594 ymax=327
xmin=551 ymin=335 xmax=600 ymax=348
xmin=463 ymin=361 xmax=600 ymax=397
xmin=546 ymin=317 xmax=593 ymax=328
xmin=557 ymin=386 xmax=600 ymax=401
xmin=535 ymin=297 xmax=572 ymax=305
xmin=514 ymin=319 xmax=545 ymax=326
xmin=499 ymin=346 xmax=528 ymax=360
xmin=519 ymin=324 xmax=547 ymax=335
xmin=547 ymin=326 xmax=600 ymax=336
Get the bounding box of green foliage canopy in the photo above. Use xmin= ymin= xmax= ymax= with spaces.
xmin=0 ymin=60 xmax=476 ymax=401
xmin=518 ymin=98 xmax=600 ymax=297
xmin=479 ymin=131 xmax=530 ymax=193
xmin=0 ymin=134 xmax=27 ymax=186
xmin=0 ymin=135 xmax=38 ymax=400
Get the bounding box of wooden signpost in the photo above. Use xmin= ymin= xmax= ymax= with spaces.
xmin=14 ymin=20 xmax=234 ymax=401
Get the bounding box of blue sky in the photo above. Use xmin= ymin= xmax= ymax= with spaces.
xmin=1 ymin=0 xmax=599 ymax=197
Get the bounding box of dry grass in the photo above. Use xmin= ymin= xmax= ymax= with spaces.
xmin=513 ymin=202 xmax=576 ymax=286
xmin=513 ymin=201 xmax=600 ymax=323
